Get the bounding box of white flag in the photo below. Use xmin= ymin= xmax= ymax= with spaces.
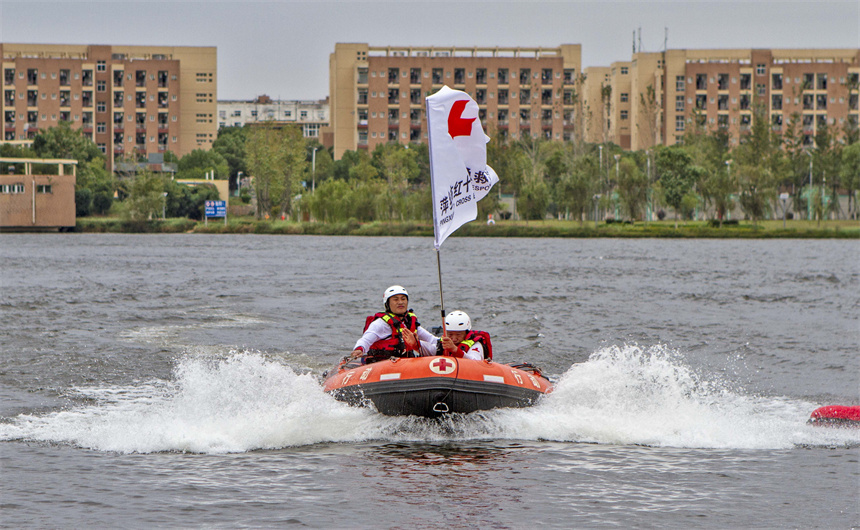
xmin=426 ymin=86 xmax=499 ymax=250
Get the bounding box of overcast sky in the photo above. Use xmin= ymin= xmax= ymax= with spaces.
xmin=1 ymin=1 xmax=857 ymax=100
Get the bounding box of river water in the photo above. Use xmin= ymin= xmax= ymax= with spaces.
xmin=1 ymin=234 xmax=858 ymax=528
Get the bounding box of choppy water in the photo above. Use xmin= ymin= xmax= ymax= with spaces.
xmin=1 ymin=234 xmax=858 ymax=528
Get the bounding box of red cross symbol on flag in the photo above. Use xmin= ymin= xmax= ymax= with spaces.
xmin=429 ymin=357 xmax=457 ymax=375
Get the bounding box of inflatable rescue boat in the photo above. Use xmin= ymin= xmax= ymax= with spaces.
xmin=808 ymin=405 xmax=860 ymax=427
xmin=323 ymin=355 xmax=553 ymax=417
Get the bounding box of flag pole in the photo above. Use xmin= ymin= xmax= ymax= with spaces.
xmin=436 ymin=248 xmax=447 ymax=337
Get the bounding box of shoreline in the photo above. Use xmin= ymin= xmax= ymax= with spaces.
xmin=58 ymin=217 xmax=860 ymax=239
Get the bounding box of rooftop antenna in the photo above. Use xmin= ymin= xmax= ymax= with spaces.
xmin=664 ymin=27 xmax=668 ymax=52
xmin=632 ymin=31 xmax=636 ymax=54
xmin=638 ymin=27 xmax=642 ymax=53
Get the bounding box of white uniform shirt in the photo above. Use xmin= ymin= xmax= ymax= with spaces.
xmin=354 ymin=317 xmax=438 ymax=357
xmin=460 ymin=341 xmax=484 ymax=361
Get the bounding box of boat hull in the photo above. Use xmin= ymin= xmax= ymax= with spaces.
xmin=808 ymin=405 xmax=860 ymax=427
xmin=323 ymin=356 xmax=552 ymax=417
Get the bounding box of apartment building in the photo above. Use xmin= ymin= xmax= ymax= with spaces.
xmin=596 ymin=48 xmax=860 ymax=151
xmin=1 ymin=43 xmax=217 ymax=171
xmin=327 ymin=43 xmax=582 ymax=159
xmin=218 ymin=95 xmax=329 ymax=139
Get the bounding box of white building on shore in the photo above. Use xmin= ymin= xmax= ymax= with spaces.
xmin=217 ymin=95 xmax=328 ymax=139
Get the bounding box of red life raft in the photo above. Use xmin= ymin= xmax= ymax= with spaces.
xmin=808 ymin=405 xmax=860 ymax=427
xmin=323 ymin=355 xmax=553 ymax=417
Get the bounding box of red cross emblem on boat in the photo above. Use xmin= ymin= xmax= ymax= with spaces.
xmin=429 ymin=357 xmax=456 ymax=375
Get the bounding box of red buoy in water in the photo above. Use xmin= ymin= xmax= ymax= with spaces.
xmin=808 ymin=405 xmax=860 ymax=427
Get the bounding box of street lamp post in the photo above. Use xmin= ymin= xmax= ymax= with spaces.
xmin=804 ymin=150 xmax=813 ymax=220
xmin=311 ymin=147 xmax=319 ymax=194
xmin=598 ymin=145 xmax=603 ymax=174
xmin=780 ymin=192 xmax=789 ymax=228
xmin=725 ymin=160 xmax=732 ymax=222
xmin=593 ymin=194 xmax=602 ymax=228
xmin=236 ymin=171 xmax=243 ymax=197
xmin=646 ymin=150 xmax=652 ymax=223
xmin=162 ymin=192 xmax=168 ymax=220
xmin=614 ymin=154 xmax=620 ymax=181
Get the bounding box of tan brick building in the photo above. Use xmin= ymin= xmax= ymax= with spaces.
xmin=327 ymin=43 xmax=582 ymax=159
xmin=595 ymin=48 xmax=860 ymax=151
xmin=1 ymin=43 xmax=217 ymax=170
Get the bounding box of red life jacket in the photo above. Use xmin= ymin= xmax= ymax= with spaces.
xmin=448 ymin=330 xmax=493 ymax=360
xmin=363 ymin=311 xmax=420 ymax=359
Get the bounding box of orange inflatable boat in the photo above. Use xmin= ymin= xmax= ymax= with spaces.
xmin=323 ymin=355 xmax=553 ymax=417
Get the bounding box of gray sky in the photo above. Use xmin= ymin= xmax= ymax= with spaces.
xmin=2 ymin=1 xmax=857 ymax=101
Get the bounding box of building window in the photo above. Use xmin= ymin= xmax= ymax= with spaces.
xmin=772 ymin=73 xmax=783 ymax=90
xmin=620 ymin=110 xmax=628 ymax=120
xmin=97 ymin=61 xmax=106 ymax=72
xmin=675 ymin=115 xmax=685 ymax=131
xmin=817 ymin=74 xmax=828 ymax=90
xmin=772 ymin=114 xmax=783 ymax=128
xmin=620 ymin=93 xmax=628 ymax=103
xmin=675 ymin=95 xmax=685 ymax=112
xmin=756 ymin=64 xmax=766 ymax=76
xmin=37 ymin=184 xmax=52 ymax=194
xmin=675 ymin=76 xmax=685 ymax=91
xmin=620 ymin=67 xmax=628 ymax=75
xmin=97 ymin=81 xmax=106 ymax=92
xmin=740 ymin=74 xmax=751 ymax=90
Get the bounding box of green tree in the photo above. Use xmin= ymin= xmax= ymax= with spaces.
xmin=32 ymin=122 xmax=102 ymax=164
xmin=733 ymin=103 xmax=782 ymax=226
xmin=839 ymin=142 xmax=860 ymax=220
xmin=702 ymin=160 xmax=736 ymax=227
xmin=308 ymin=144 xmax=334 ymax=189
xmin=373 ymin=143 xmax=419 ymax=220
xmin=813 ymin=122 xmax=841 ymax=218
xmin=517 ymin=179 xmax=550 ymax=220
xmin=30 ymin=123 xmax=114 ymax=216
xmin=211 ymin=126 xmax=247 ymax=179
xmin=124 ymin=171 xmax=165 ymax=221
xmin=656 ymin=147 xmax=696 ymax=228
xmin=616 ymin=157 xmax=648 ymax=220
xmin=246 ymin=124 xmax=307 ymax=219
xmin=555 ymin=153 xmax=597 ymax=225
xmin=177 ymin=148 xmax=229 ymax=180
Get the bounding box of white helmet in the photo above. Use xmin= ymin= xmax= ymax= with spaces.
xmin=383 ymin=285 xmax=409 ymax=306
xmin=445 ymin=310 xmax=471 ymax=331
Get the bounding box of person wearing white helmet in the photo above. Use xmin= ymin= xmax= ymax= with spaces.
xmin=350 ymin=285 xmax=440 ymax=363
xmin=440 ymin=310 xmax=493 ymax=361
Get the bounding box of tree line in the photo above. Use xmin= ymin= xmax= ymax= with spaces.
xmin=3 ymin=105 xmax=859 ymax=225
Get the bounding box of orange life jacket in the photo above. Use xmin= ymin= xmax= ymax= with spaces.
xmin=363 ymin=311 xmax=420 ymax=360
xmin=447 ymin=330 xmax=493 ymax=360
